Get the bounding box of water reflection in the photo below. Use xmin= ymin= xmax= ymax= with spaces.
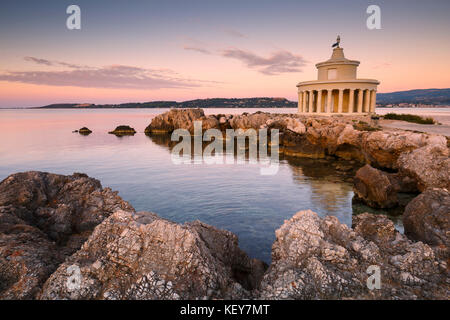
xmin=0 ymin=109 xmax=403 ymax=263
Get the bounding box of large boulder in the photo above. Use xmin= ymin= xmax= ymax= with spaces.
xmin=258 ymin=210 xmax=448 ymax=299
xmin=0 ymin=171 xmax=133 ymax=299
xmin=353 ymin=164 xmax=418 ymax=208
xmin=0 ymin=207 xmax=63 ymax=299
xmin=403 ymin=188 xmax=450 ymax=247
xmin=397 ymin=144 xmax=450 ymax=191
xmin=229 ymin=112 xmax=271 ymax=130
xmin=353 ymin=165 xmax=399 ymax=208
xmin=40 ymin=210 xmax=266 ymax=300
xmin=145 ymin=108 xmax=207 ymax=134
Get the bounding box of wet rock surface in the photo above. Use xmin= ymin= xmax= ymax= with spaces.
xmin=258 ymin=210 xmax=449 ymax=299
xmin=0 ymin=171 xmax=133 ymax=299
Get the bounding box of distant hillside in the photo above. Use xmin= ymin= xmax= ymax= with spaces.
xmin=377 ymin=88 xmax=450 ymax=105
xmin=35 ymin=89 xmax=450 ymax=109
xmin=39 ymin=101 xmax=177 ymax=109
xmin=38 ymin=97 xmax=296 ymax=109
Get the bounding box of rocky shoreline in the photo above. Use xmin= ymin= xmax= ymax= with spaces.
xmin=0 ymin=170 xmax=448 ymax=300
xmin=1 ymin=109 xmax=448 ymax=300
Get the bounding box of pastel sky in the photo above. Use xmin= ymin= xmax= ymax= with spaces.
xmin=1 ymin=0 xmax=449 ymax=108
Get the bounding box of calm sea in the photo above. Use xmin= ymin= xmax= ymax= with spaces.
xmin=0 ymin=108 xmax=406 ymax=262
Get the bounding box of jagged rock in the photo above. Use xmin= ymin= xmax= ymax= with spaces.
xmin=353 ymin=164 xmax=418 ymax=208
xmin=229 ymin=112 xmax=270 ymax=130
xmin=144 ymin=109 xmax=448 ymax=171
xmin=403 ymin=188 xmax=450 ymax=247
xmin=40 ymin=210 xmax=266 ymax=300
xmin=0 ymin=171 xmax=133 ymax=299
xmin=144 ymin=108 xmax=208 ymax=134
xmin=284 ymin=118 xmax=306 ymax=134
xmin=353 ymin=164 xmax=399 ymax=208
xmin=258 ymin=210 xmax=448 ymax=299
xmin=398 ymin=144 xmax=450 ymax=191
xmin=0 ymin=207 xmax=63 ymax=299
xmin=201 ymin=116 xmax=220 ymax=131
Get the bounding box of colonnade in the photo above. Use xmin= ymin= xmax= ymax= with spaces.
xmin=297 ymin=88 xmax=376 ymax=114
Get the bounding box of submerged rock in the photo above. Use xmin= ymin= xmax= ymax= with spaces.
xmin=108 ymin=125 xmax=137 ymax=136
xmin=78 ymin=127 xmax=92 ymax=135
xmin=403 ymin=188 xmax=450 ymax=247
xmin=0 ymin=171 xmax=133 ymax=299
xmin=258 ymin=210 xmax=448 ymax=299
xmin=40 ymin=210 xmax=266 ymax=300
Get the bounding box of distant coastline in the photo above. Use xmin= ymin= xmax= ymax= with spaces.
xmin=1 ymin=88 xmax=448 ymax=109
xmin=32 ymin=88 xmax=450 ymax=109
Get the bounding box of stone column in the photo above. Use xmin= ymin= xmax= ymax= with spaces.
xmin=308 ymin=90 xmax=313 ymax=113
xmin=302 ymin=91 xmax=307 ymax=113
xmin=364 ymin=89 xmax=370 ymax=113
xmin=327 ymin=90 xmax=332 ymax=113
xmin=297 ymin=91 xmax=303 ymax=112
xmin=298 ymin=91 xmax=303 ymax=113
xmin=338 ymin=89 xmax=343 ymax=113
xmin=348 ymin=89 xmax=355 ymax=113
xmin=317 ymin=90 xmax=322 ymax=113
xmin=370 ymin=90 xmax=377 ymax=113
xmin=357 ymin=89 xmax=363 ymax=113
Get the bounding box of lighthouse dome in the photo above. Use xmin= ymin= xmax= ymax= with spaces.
xmin=316 ymin=47 xmax=360 ymax=81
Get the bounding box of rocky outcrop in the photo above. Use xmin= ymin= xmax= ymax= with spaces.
xmin=1 ymin=171 xmax=448 ymax=300
xmin=398 ymin=144 xmax=450 ymax=191
xmin=144 ymin=108 xmax=220 ymax=134
xmin=353 ymin=165 xmax=399 ymax=208
xmin=145 ymin=109 xmax=448 ymax=170
xmin=40 ymin=210 xmax=266 ymax=300
xmin=258 ymin=210 xmax=448 ymax=299
xmin=353 ymin=164 xmax=418 ymax=208
xmin=403 ymin=188 xmax=450 ymax=247
xmin=108 ymin=125 xmax=136 ymax=136
xmin=0 ymin=171 xmax=133 ymax=299
xmin=77 ymin=127 xmax=92 ymax=135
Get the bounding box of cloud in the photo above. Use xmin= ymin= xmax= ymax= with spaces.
xmin=183 ymin=45 xmax=212 ymax=55
xmin=224 ymin=29 xmax=246 ymax=38
xmin=0 ymin=57 xmax=218 ymax=90
xmin=24 ymin=56 xmax=88 ymax=69
xmin=220 ymin=48 xmax=307 ymax=75
xmin=24 ymin=57 xmax=54 ymax=66
xmin=182 ymin=40 xmax=307 ymax=75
